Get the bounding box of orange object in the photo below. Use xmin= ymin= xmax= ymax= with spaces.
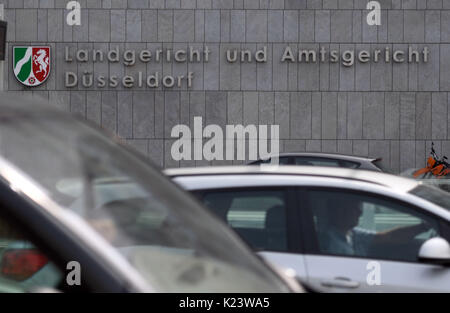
xmin=432 ymin=164 xmax=444 ymax=176
xmin=438 ymin=168 xmax=450 ymax=179
xmin=413 ymin=156 xmax=437 ymax=178
xmin=427 ymin=156 xmax=436 ymax=168
xmin=413 ymin=167 xmax=431 ymax=177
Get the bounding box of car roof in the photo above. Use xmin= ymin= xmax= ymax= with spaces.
xmin=254 ymin=152 xmax=377 ymax=162
xmin=164 ymin=165 xmax=418 ymax=193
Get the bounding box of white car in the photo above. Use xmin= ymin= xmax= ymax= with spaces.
xmin=165 ymin=166 xmax=450 ymax=293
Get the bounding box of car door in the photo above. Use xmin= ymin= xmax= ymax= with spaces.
xmin=194 ymin=187 xmax=308 ymax=282
xmin=299 ymin=188 xmax=450 ymax=292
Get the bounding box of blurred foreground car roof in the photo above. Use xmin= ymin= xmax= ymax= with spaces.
xmin=0 ymin=94 xmax=302 ymax=293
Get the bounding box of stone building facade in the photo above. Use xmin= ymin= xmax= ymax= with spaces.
xmin=3 ymin=0 xmax=450 ymax=172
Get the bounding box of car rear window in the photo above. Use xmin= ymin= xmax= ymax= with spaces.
xmin=294 ymin=157 xmax=359 ymax=169
xmin=339 ymin=160 xmax=360 ymax=169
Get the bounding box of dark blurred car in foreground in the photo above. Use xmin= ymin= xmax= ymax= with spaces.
xmin=0 ymin=94 xmax=302 ymax=293
xmin=167 ymin=166 xmax=450 ymax=292
xmin=248 ymin=152 xmax=385 ymax=172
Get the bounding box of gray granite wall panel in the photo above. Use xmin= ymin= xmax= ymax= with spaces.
xmin=3 ymin=3 xmax=449 ymax=171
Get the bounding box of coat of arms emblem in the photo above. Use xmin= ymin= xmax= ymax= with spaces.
xmin=13 ymin=46 xmax=51 ymax=87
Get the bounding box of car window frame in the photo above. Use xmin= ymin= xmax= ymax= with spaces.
xmin=441 ymin=220 xmax=450 ymax=242
xmin=193 ymin=186 xmax=303 ymax=255
xmin=297 ymin=186 xmax=446 ymax=265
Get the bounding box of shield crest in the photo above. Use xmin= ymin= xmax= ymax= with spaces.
xmin=13 ymin=46 xmax=51 ymax=87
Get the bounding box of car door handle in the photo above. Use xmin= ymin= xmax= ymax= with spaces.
xmin=320 ymin=277 xmax=360 ymax=289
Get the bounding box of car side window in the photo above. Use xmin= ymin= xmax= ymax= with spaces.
xmin=306 ymin=190 xmax=441 ymax=263
xmin=294 ymin=157 xmax=340 ymax=167
xmin=339 ymin=160 xmax=360 ymax=169
xmin=258 ymin=157 xmax=290 ymax=165
xmin=201 ymin=190 xmax=289 ymax=252
xmin=0 ymin=218 xmax=63 ymax=292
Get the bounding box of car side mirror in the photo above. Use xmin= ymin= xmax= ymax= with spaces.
xmin=418 ymin=237 xmax=450 ymax=266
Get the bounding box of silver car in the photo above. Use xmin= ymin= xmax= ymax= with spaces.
xmin=166 ymin=166 xmax=450 ymax=292
xmin=248 ymin=152 xmax=385 ymax=172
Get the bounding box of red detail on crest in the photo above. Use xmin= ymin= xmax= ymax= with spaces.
xmin=32 ymin=47 xmax=50 ymax=83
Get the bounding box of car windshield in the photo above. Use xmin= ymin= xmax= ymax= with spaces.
xmin=0 ymin=101 xmax=289 ymax=292
xmin=409 ymin=184 xmax=450 ymax=211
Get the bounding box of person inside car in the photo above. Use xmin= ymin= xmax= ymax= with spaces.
xmin=318 ymin=198 xmax=433 ymax=257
